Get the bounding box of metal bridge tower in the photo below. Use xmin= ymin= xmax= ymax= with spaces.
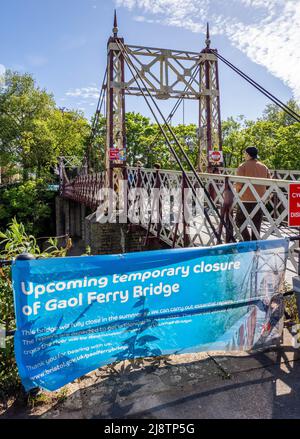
xmin=105 ymin=14 xmax=223 ymax=178
xmin=199 ymin=23 xmax=223 ymax=171
xmin=105 ymin=11 xmax=126 ymax=190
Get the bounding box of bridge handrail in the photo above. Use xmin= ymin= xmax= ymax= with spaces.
xmin=196 ymin=172 xmax=290 ymax=186
xmin=223 ymin=167 xmax=300 ymax=180
xmin=61 ymin=165 xmax=299 ymax=273
xmin=129 ymin=166 xmax=290 ymax=186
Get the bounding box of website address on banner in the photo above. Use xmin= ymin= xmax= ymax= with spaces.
xmin=30 ymin=346 xmax=127 ymax=380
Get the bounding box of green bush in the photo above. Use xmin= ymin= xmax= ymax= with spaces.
xmin=0 ymin=179 xmax=55 ymax=237
xmin=0 ymin=219 xmax=70 ymax=398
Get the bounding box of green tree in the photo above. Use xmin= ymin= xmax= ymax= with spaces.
xmin=89 ymin=112 xmax=199 ymax=171
xmin=125 ymin=112 xmax=156 ymax=166
xmin=48 ymin=108 xmax=90 ymax=160
xmin=0 ymin=180 xmax=55 ymax=236
xmin=0 ymin=71 xmax=90 ymax=181
xmin=221 ymin=103 xmax=300 ymax=171
xmin=88 ymin=114 xmax=106 ymax=172
xmin=262 ymin=99 xmax=300 ymax=127
xmin=0 ymin=71 xmax=55 ymax=179
xmin=222 ymin=116 xmax=248 ymax=168
xmin=272 ymin=123 xmax=300 ymax=170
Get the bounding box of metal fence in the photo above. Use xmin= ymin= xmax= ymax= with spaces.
xmin=61 ymin=166 xmax=300 ymax=273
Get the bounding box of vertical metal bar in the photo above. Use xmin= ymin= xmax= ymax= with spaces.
xmin=107 ymin=43 xmax=114 ymax=190
xmin=122 ymin=166 xmax=128 ymax=223
xmin=172 ymin=210 xmax=180 ymax=248
xmin=156 ymin=169 xmax=162 ymax=239
xmin=215 ymin=53 xmax=223 ymax=158
xmin=182 ymin=172 xmax=190 ymax=247
xmin=121 ymin=49 xmax=126 ymax=160
xmin=198 ymin=62 xmax=203 ymax=172
xmin=273 ymin=170 xmax=278 ymax=220
xmin=205 ymin=57 xmax=212 ymax=167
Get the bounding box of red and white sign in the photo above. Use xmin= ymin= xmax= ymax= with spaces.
xmin=109 ymin=148 xmax=120 ymax=160
xmin=209 ymin=150 xmax=223 ymax=163
xmin=109 ymin=148 xmax=126 ymax=161
xmin=288 ymin=183 xmax=300 ymax=227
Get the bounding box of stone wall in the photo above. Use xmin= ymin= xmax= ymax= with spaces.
xmin=56 ymin=196 xmax=168 ymax=256
xmin=84 ymin=212 xmax=168 ymax=255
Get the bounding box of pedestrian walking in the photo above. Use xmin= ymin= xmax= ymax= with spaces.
xmin=235 ymin=146 xmax=270 ymax=241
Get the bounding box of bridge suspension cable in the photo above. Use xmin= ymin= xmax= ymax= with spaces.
xmin=87 ymin=68 xmax=107 ymax=171
xmin=117 ymin=40 xmax=235 ymax=243
xmin=213 ymin=50 xmax=300 ymax=123
xmin=93 ymin=68 xmax=107 ymax=127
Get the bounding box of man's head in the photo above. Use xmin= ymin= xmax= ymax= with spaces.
xmin=245 ymin=146 xmax=258 ymax=161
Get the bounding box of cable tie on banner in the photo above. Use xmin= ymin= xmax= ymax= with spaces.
xmin=289 ymin=235 xmax=300 ymax=242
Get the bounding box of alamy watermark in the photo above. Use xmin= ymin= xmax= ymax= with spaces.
xmin=95 ymin=182 xmax=205 ymax=233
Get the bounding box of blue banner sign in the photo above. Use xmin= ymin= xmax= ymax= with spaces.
xmin=12 ymin=239 xmax=288 ymax=391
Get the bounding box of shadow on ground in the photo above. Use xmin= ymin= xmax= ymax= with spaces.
xmin=2 ymin=329 xmax=300 ymax=419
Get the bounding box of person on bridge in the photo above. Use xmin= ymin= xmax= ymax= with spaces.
xmin=235 ymin=146 xmax=271 ymax=241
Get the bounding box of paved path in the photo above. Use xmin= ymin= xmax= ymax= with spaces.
xmin=2 ymin=328 xmax=300 ymax=419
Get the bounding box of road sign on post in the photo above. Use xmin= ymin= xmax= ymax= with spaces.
xmin=288 ymin=183 xmax=300 ymax=227
xmin=208 ymin=150 xmax=223 ymax=164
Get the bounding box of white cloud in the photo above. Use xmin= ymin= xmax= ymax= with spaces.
xmin=116 ymin=0 xmax=300 ymax=101
xmin=66 ymin=86 xmax=99 ymax=99
xmin=134 ymin=15 xmax=146 ymax=22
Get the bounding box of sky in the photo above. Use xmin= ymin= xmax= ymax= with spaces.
xmin=1 ymin=0 xmax=299 ymax=125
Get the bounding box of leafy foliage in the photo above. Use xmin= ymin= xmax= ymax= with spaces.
xmin=90 ymin=103 xmax=300 ymax=173
xmin=222 ymin=101 xmax=300 ymax=170
xmin=0 ymin=179 xmax=55 ymax=236
xmin=0 ymin=70 xmax=90 ymax=181
xmin=0 ymin=220 xmax=70 ymax=397
xmin=90 ymin=111 xmax=199 ymax=171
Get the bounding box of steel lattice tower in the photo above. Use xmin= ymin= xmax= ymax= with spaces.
xmin=105 ymin=11 xmax=126 ymax=190
xmin=199 ymin=23 xmax=223 ymax=171
xmin=105 ymin=14 xmax=223 ymax=179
